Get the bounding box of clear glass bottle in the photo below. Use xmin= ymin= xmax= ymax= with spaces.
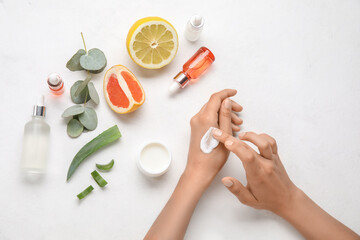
xmin=21 ymin=95 xmax=50 ymax=174
xmin=169 ymin=46 xmax=215 ymax=94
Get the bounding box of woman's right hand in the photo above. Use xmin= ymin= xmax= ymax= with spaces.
xmin=212 ymin=129 xmax=360 ymax=240
xmin=211 ymin=129 xmax=300 ymax=215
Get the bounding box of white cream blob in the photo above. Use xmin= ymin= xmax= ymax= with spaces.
xmin=200 ymin=127 xmax=219 ymax=154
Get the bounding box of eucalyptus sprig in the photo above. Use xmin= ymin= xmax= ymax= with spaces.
xmin=62 ymin=32 xmax=107 ymax=138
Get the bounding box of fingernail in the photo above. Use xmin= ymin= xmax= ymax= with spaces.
xmin=225 ymin=140 xmax=233 ymax=146
xmin=213 ymin=128 xmax=222 ymax=137
xmin=224 ymin=98 xmax=231 ymax=109
xmin=223 ymin=179 xmax=233 ymax=187
xmin=238 ymin=132 xmax=246 ymax=138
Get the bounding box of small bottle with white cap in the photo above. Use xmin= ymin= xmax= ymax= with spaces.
xmin=47 ymin=73 xmax=64 ymax=95
xmin=185 ymin=15 xmax=205 ymax=42
xmin=21 ymin=95 xmax=50 ymax=175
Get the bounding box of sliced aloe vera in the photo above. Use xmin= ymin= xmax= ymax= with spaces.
xmin=77 ymin=185 xmax=94 ymax=200
xmin=67 ymin=125 xmax=121 ymax=181
xmin=91 ymin=170 xmax=108 ymax=187
xmin=96 ymin=159 xmax=114 ymax=171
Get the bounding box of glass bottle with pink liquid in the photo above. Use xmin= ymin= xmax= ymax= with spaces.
xmin=169 ymin=47 xmax=215 ymax=94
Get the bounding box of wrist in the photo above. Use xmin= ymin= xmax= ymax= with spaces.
xmin=275 ymin=187 xmax=308 ymax=219
xmin=182 ymin=168 xmax=214 ymax=191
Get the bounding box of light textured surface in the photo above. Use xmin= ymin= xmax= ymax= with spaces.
xmin=1 ymin=0 xmax=360 ymax=239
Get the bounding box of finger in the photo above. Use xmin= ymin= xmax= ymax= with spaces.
xmin=219 ymin=98 xmax=232 ymax=134
xmin=239 ymin=132 xmax=273 ymax=159
xmin=259 ymin=133 xmax=278 ymax=154
xmin=231 ymin=112 xmax=243 ymax=125
xmin=231 ymin=100 xmax=243 ymax=112
xmin=212 ymin=128 xmax=260 ymax=174
xmin=232 ymin=124 xmax=240 ymax=132
xmin=205 ymin=89 xmax=237 ymax=113
xmin=222 ymin=177 xmax=257 ymax=206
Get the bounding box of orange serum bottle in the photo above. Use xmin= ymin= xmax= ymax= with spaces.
xmin=169 ymin=47 xmax=215 ymax=94
xmin=47 ymin=73 xmax=64 ymax=95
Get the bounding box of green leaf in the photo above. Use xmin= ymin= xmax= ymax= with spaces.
xmin=67 ymin=119 xmax=84 ymax=138
xmin=66 ymin=49 xmax=86 ymax=71
xmin=87 ymin=82 xmax=99 ymax=105
xmin=77 ymin=185 xmax=94 ymax=200
xmin=78 ymin=107 xmax=97 ymax=131
xmin=80 ymin=48 xmax=107 ymax=73
xmin=91 ymin=170 xmax=108 ymax=187
xmin=96 ymin=159 xmax=114 ymax=171
xmin=70 ymin=80 xmax=91 ymax=104
xmin=74 ymin=75 xmax=92 ymax=97
xmin=62 ymin=105 xmax=85 ymax=118
xmin=67 ymin=125 xmax=122 ymax=181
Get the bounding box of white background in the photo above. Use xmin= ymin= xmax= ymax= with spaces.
xmin=1 ymin=0 xmax=359 ymax=239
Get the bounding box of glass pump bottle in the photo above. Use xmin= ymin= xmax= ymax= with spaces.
xmin=169 ymin=47 xmax=215 ymax=94
xmin=21 ymin=95 xmax=50 ymax=175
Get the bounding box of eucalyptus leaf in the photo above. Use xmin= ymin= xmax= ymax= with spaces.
xmin=74 ymin=75 xmax=92 ymax=97
xmin=66 ymin=49 xmax=86 ymax=71
xmin=78 ymin=107 xmax=97 ymax=131
xmin=67 ymin=119 xmax=84 ymax=138
xmin=87 ymin=82 xmax=99 ymax=105
xmin=62 ymin=105 xmax=85 ymax=118
xmin=80 ymin=48 xmax=107 ymax=73
xmin=71 ymin=80 xmax=91 ymax=104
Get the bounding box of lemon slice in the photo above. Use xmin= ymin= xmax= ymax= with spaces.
xmin=126 ymin=17 xmax=178 ymax=69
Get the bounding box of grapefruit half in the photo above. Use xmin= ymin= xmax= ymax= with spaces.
xmin=103 ymin=65 xmax=145 ymax=114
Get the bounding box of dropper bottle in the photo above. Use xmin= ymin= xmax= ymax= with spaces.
xmin=169 ymin=47 xmax=215 ymax=94
xmin=47 ymin=73 xmax=64 ymax=95
xmin=21 ymin=95 xmax=50 ymax=175
xmin=185 ymin=15 xmax=205 ymax=42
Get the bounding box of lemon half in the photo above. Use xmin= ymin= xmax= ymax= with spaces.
xmin=126 ymin=17 xmax=178 ymax=69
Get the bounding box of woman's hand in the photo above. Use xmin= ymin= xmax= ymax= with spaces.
xmin=212 ymin=130 xmax=360 ymax=240
xmin=185 ymin=89 xmax=243 ymax=185
xmin=211 ymin=130 xmax=298 ymax=214
xmin=145 ymin=89 xmax=243 ymax=240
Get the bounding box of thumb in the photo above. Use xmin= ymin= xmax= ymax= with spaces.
xmin=222 ymin=177 xmax=257 ymax=206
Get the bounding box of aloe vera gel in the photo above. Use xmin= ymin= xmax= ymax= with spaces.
xmin=21 ymin=96 xmax=50 ymax=175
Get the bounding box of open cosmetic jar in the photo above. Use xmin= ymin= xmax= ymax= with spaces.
xmin=137 ymin=141 xmax=171 ymax=177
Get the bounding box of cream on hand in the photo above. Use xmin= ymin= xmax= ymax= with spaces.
xmin=200 ymin=127 xmax=219 ymax=154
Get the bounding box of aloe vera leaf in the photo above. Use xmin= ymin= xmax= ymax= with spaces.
xmin=96 ymin=159 xmax=114 ymax=171
xmin=77 ymin=185 xmax=94 ymax=199
xmin=91 ymin=170 xmax=108 ymax=187
xmin=67 ymin=125 xmax=121 ymax=181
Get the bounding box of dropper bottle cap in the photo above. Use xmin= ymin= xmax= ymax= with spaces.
xmin=169 ymin=71 xmax=190 ymax=94
xmin=33 ymin=95 xmax=46 ymax=117
xmin=185 ymin=15 xmax=205 ymax=42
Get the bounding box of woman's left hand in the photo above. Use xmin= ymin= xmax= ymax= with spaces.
xmin=185 ymin=89 xmax=243 ymax=184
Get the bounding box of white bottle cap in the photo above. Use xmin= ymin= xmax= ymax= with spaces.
xmin=169 ymin=81 xmax=181 ymax=94
xmin=37 ymin=95 xmax=45 ymax=106
xmin=48 ymin=73 xmax=61 ymax=85
xmin=185 ymin=15 xmax=204 ymax=42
